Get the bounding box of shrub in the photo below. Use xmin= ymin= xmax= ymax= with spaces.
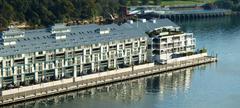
xmin=199 ymin=48 xmax=207 ymax=53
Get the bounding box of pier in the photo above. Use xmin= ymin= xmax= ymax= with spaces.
xmin=126 ymin=5 xmax=232 ymax=20
xmin=0 ymin=56 xmax=217 ymax=106
xmin=141 ymin=9 xmax=232 ymax=20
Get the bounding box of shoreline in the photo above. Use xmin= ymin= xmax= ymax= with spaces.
xmin=0 ymin=56 xmax=217 ymax=106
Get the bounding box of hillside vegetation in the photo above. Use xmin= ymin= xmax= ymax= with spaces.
xmin=0 ymin=0 xmax=238 ymax=29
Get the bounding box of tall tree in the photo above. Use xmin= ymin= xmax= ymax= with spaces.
xmin=153 ymin=0 xmax=161 ymax=5
xmin=141 ymin=0 xmax=149 ymax=5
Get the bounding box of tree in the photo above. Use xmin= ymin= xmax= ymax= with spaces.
xmin=0 ymin=16 xmax=8 ymax=28
xmin=214 ymin=0 xmax=234 ymax=9
xmin=153 ymin=0 xmax=161 ymax=5
xmin=130 ymin=0 xmax=139 ymax=6
xmin=141 ymin=0 xmax=149 ymax=5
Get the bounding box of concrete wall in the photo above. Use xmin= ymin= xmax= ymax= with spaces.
xmin=166 ymin=53 xmax=207 ymax=63
xmin=1 ymin=78 xmax=73 ymax=96
xmin=75 ymin=63 xmax=154 ymax=82
xmin=1 ymin=63 xmax=154 ymax=96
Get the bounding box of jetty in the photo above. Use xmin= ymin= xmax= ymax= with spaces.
xmin=143 ymin=9 xmax=232 ymax=20
xmin=125 ymin=5 xmax=232 ymax=20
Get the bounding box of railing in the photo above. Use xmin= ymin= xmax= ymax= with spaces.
xmin=154 ymin=9 xmax=231 ymax=15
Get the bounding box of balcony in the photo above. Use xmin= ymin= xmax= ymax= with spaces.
xmin=109 ymin=46 xmax=117 ymax=51
xmin=35 ymin=56 xmax=46 ymax=62
xmin=92 ymin=48 xmax=101 ymax=54
xmin=125 ymin=43 xmax=132 ymax=48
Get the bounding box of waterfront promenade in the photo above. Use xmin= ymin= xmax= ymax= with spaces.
xmin=0 ymin=56 xmax=217 ymax=106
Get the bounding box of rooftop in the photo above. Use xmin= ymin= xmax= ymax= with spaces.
xmin=0 ymin=19 xmax=179 ymax=57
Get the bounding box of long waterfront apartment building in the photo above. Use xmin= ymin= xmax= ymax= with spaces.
xmin=0 ymin=19 xmax=195 ymax=89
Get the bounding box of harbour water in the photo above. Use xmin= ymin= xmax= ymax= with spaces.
xmin=3 ymin=16 xmax=240 ymax=108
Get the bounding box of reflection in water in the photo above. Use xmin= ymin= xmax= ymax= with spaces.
xmin=3 ymin=65 xmax=208 ymax=108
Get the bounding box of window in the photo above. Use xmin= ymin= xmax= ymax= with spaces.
xmin=28 ymin=58 xmax=33 ymax=64
xmin=141 ymin=55 xmax=145 ymax=63
xmin=25 ymin=65 xmax=32 ymax=73
xmin=110 ymin=51 xmax=115 ymax=59
xmin=38 ymin=63 xmax=43 ymax=71
xmin=67 ymin=58 xmax=74 ymax=66
xmin=0 ymin=62 xmax=2 ymax=68
xmin=110 ymin=60 xmax=114 ymax=67
xmin=102 ymin=53 xmax=107 ymax=60
xmin=58 ymin=61 xmax=63 ymax=68
xmin=126 ymin=57 xmax=130 ymax=64
xmin=58 ymin=48 xmax=63 ymax=52
xmin=77 ymin=46 xmax=82 ymax=49
xmin=15 ymin=54 xmax=22 ymax=58
xmin=133 ymin=48 xmax=138 ymax=55
xmin=102 ymin=46 xmax=107 ymax=52
xmin=17 ymin=66 xmax=22 ymax=74
xmin=38 ymin=51 xmax=43 ymax=55
xmin=6 ymin=68 xmax=11 ymax=76
xmin=134 ymin=42 xmax=138 ymax=47
xmin=118 ymin=50 xmax=123 ymax=58
xmin=94 ymin=54 xmax=98 ymax=62
xmin=6 ymin=61 xmax=11 ymax=67
xmin=49 ymin=63 xmax=53 ymax=69
xmin=67 ymin=52 xmax=73 ymax=58
xmin=126 ymin=49 xmax=131 ymax=56
xmin=119 ymin=45 xmax=123 ymax=50
xmin=77 ymin=66 xmax=81 ymax=73
xmin=76 ymin=57 xmax=81 ymax=64
xmin=48 ymin=55 xmax=54 ymax=61
xmin=140 ymin=47 xmax=146 ymax=53
xmin=0 ymin=62 xmax=2 ymax=76
xmin=86 ymin=49 xmax=90 ymax=55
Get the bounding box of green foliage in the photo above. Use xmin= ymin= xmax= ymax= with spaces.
xmin=214 ymin=0 xmax=234 ymax=9
xmin=1 ymin=0 xmax=236 ymax=29
xmin=108 ymin=66 xmax=116 ymax=70
xmin=213 ymin=0 xmax=240 ymax=10
xmin=199 ymin=48 xmax=207 ymax=53
xmin=186 ymin=51 xmax=194 ymax=56
xmin=0 ymin=0 xmax=121 ymax=28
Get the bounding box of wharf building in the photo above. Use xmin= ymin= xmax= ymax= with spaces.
xmin=147 ymin=25 xmax=196 ymax=63
xmin=0 ymin=19 xmax=196 ymax=90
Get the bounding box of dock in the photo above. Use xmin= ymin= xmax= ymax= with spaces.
xmin=0 ymin=56 xmax=217 ymax=106
xmin=126 ymin=5 xmax=232 ymax=20
xmin=140 ymin=9 xmax=232 ymax=21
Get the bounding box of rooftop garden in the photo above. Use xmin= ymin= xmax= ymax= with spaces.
xmin=146 ymin=28 xmax=183 ymax=37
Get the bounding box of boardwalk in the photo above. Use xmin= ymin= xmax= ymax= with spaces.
xmin=0 ymin=56 xmax=217 ymax=106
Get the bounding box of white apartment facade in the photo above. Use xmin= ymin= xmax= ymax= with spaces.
xmin=0 ymin=19 xmax=196 ymax=90
xmin=148 ymin=27 xmax=196 ymax=63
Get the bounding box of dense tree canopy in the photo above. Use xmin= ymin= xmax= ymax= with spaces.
xmin=0 ymin=0 xmax=239 ymax=29
xmin=0 ymin=0 xmax=124 ymax=28
xmin=213 ymin=0 xmax=240 ymax=10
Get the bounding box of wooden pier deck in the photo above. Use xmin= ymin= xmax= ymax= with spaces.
xmin=0 ymin=56 xmax=217 ymax=106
